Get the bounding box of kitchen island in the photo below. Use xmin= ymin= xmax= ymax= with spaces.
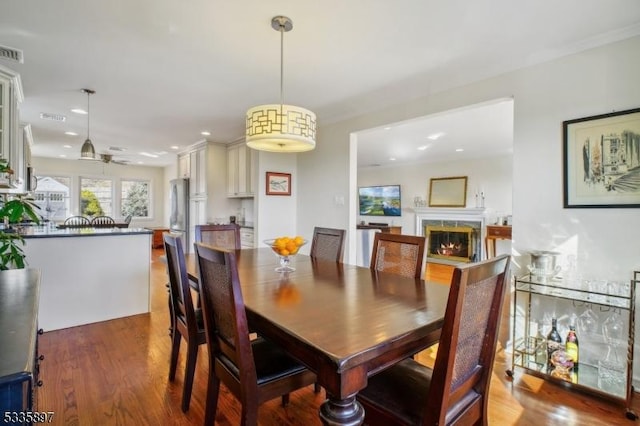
xmin=21 ymin=227 xmax=152 ymax=331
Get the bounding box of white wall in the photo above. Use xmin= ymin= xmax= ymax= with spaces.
xmin=297 ymin=35 xmax=640 ymax=381
xmin=255 ymin=151 xmax=298 ymax=245
xmin=357 ymin=154 xmax=513 ymax=234
xmin=31 ymin=157 xmax=166 ymax=228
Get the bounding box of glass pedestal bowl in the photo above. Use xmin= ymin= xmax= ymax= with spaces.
xmin=264 ymin=238 xmax=307 ymax=272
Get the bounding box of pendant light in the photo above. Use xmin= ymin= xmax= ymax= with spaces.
xmin=246 ymin=16 xmax=316 ymax=153
xmin=80 ymin=88 xmax=96 ymax=160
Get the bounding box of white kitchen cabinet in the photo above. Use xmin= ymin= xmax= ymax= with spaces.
xmin=240 ymin=227 xmax=254 ymax=249
xmin=0 ymin=65 xmax=23 ymax=190
xmin=177 ymin=153 xmax=190 ymax=178
xmin=187 ymin=198 xmax=207 ymax=253
xmin=227 ymin=142 xmax=254 ymax=198
xmin=190 ymin=147 xmax=207 ymax=198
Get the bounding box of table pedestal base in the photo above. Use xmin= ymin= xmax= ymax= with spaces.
xmin=319 ymin=396 xmax=365 ymax=426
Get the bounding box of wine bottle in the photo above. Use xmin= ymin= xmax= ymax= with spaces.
xmin=546 ymin=318 xmax=562 ymax=368
xmin=566 ymin=324 xmax=579 ymax=368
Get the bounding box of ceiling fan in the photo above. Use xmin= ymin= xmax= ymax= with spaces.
xmin=99 ymin=153 xmax=130 ymax=165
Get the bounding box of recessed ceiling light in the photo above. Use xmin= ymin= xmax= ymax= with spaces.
xmin=427 ymin=132 xmax=445 ymax=140
xmin=137 ymin=161 xmax=144 ymax=165
xmin=64 ymin=131 xmax=78 ymax=136
xmin=170 ymin=145 xmax=180 ymax=150
xmin=139 ymin=152 xmax=159 ymax=158
xmin=389 ymin=157 xmax=396 ymax=161
xmin=63 ymin=144 xmax=72 ymax=149
xmin=384 ymin=127 xmax=392 ymax=130
xmin=59 ymin=154 xmax=67 ymax=158
xmin=456 ymin=148 xmax=464 ymax=152
xmin=201 ymin=131 xmax=211 ymax=136
xmin=417 ymin=145 xmax=429 ymax=151
xmin=71 ymin=108 xmax=87 ymax=115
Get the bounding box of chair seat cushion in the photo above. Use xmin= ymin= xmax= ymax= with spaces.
xmin=357 ymin=358 xmax=432 ymax=425
xmin=253 ymin=339 xmax=309 ymax=385
xmin=218 ymin=338 xmax=308 ymax=386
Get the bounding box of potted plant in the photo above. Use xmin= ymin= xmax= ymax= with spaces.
xmin=0 ymin=192 xmax=41 ymax=270
xmin=0 ymin=158 xmax=14 ymax=189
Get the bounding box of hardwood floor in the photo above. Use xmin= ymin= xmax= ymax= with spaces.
xmin=37 ymin=251 xmax=639 ymax=425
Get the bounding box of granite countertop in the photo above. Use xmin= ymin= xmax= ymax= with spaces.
xmin=19 ymin=227 xmax=153 ymax=239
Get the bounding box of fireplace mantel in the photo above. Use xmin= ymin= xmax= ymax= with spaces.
xmin=414 ymin=207 xmax=489 ymax=263
xmin=413 ymin=207 xmax=488 ymax=221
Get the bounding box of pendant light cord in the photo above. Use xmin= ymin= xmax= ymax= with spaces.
xmin=279 ymin=23 xmax=284 ymax=118
xmin=87 ymin=91 xmax=91 ymax=140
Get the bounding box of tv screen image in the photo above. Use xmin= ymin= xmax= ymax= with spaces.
xmin=358 ymin=185 xmax=401 ymax=216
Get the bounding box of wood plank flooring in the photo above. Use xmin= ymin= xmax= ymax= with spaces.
xmin=36 ymin=252 xmax=640 ymax=425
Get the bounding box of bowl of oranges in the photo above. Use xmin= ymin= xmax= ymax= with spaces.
xmin=264 ymin=236 xmax=307 ymax=272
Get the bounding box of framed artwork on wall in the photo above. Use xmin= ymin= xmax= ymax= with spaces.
xmin=563 ymin=107 xmax=640 ymax=208
xmin=266 ymin=172 xmax=291 ymax=196
xmin=428 ymin=176 xmax=468 ymax=207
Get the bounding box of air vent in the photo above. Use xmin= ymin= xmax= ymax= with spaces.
xmin=0 ymin=45 xmax=24 ymax=63
xmin=39 ymin=112 xmax=67 ymax=122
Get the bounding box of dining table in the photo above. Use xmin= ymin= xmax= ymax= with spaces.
xmin=185 ymin=247 xmax=450 ymax=425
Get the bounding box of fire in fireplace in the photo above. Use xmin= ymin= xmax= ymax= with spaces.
xmin=425 ymin=225 xmax=474 ymax=263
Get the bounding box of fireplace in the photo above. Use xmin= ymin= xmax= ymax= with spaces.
xmin=426 ymin=225 xmax=474 ymax=263
xmin=415 ymin=207 xmax=487 ymax=265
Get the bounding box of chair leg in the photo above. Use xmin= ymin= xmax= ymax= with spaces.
xmin=281 ymin=393 xmax=290 ymax=407
xmin=168 ymin=329 xmax=181 ymax=381
xmin=314 ymin=383 xmax=322 ymax=393
xmin=181 ymin=340 xmax=199 ymax=412
xmin=204 ymin=367 xmax=220 ymax=426
xmin=166 ymin=284 xmax=174 ymax=336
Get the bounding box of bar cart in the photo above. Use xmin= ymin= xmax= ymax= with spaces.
xmin=506 ymin=271 xmax=639 ymax=420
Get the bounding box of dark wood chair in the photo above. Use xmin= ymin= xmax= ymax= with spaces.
xmin=310 ymin=226 xmax=346 ymax=262
xmin=163 ymin=233 xmax=206 ymax=413
xmin=370 ymin=233 xmax=426 ymax=279
xmin=123 ymin=214 xmax=132 ymax=227
xmin=63 ymin=215 xmax=90 ymax=228
xmin=194 ymin=243 xmax=317 ymax=425
xmin=195 ymin=224 xmax=241 ymax=249
xmin=90 ymin=215 xmax=115 ymax=227
xmin=356 ymin=254 xmax=511 ymax=426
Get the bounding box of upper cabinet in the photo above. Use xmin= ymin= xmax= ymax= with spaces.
xmin=227 ymin=142 xmax=255 ymax=198
xmin=190 ymin=147 xmax=207 ymax=198
xmin=177 ymin=153 xmax=190 ymax=178
xmin=0 ymin=65 xmax=27 ymax=192
xmin=177 ymin=143 xmax=207 ymax=198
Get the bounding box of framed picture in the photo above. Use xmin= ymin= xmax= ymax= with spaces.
xmin=428 ymin=176 xmax=468 ymax=207
xmin=266 ymin=172 xmax=291 ymax=196
xmin=563 ymin=107 xmax=640 ymax=208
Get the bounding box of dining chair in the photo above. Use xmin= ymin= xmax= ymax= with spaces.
xmin=309 ymin=226 xmax=346 ymax=262
xmin=63 ymin=215 xmax=90 ymax=228
xmin=163 ymin=233 xmax=207 ymax=413
xmin=370 ymin=233 xmax=426 ymax=279
xmin=194 ymin=243 xmax=317 ymax=426
xmin=195 ymin=223 xmax=241 ymax=249
xmin=90 ymin=215 xmax=115 ymax=227
xmin=123 ymin=214 xmax=132 ymax=227
xmin=356 ymin=254 xmax=511 ymax=426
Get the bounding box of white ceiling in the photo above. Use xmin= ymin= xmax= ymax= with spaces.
xmin=1 ymin=1 xmax=639 ymax=167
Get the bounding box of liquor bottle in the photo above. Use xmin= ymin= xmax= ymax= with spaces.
xmin=566 ymin=324 xmax=579 ymax=368
xmin=546 ymin=318 xmax=562 ymax=369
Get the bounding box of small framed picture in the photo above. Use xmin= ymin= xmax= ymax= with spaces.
xmin=266 ymin=172 xmax=291 ymax=196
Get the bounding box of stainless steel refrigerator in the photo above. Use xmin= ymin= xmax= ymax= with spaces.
xmin=169 ymin=178 xmax=189 ymax=239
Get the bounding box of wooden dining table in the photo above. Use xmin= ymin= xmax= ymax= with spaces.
xmin=185 ymin=247 xmax=450 ymax=425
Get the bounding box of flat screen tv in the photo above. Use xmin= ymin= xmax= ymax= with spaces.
xmin=358 ymin=185 xmax=401 ymax=216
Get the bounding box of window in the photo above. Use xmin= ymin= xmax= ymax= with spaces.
xmin=80 ymin=177 xmax=113 ymax=217
xmin=121 ymin=179 xmax=150 ymax=218
xmin=33 ymin=175 xmax=72 ymax=221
